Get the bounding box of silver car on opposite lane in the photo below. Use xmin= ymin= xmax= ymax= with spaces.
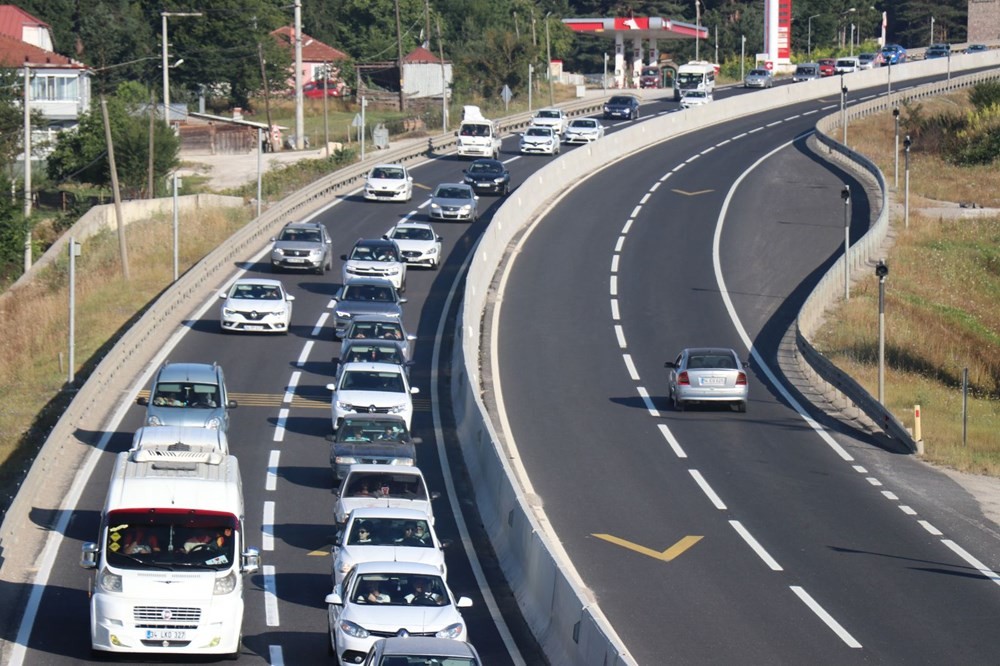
xmin=665 ymin=347 xmax=749 ymax=412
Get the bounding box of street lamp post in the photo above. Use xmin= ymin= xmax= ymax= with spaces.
xmin=740 ymin=35 xmax=746 ymax=80
xmin=161 ymin=11 xmax=202 ymax=125
xmin=22 ymin=64 xmax=31 ymax=272
xmin=840 ymin=77 xmax=849 ymax=146
xmin=842 ymin=185 xmax=851 ymax=300
xmin=903 ymin=134 xmax=912 ymax=228
xmin=850 ymin=23 xmax=855 ymax=56
xmin=807 ymin=14 xmax=821 ymax=60
xmin=695 ymin=1 xmax=701 ymax=61
xmin=544 ymin=12 xmax=553 ymax=106
xmin=892 ymin=107 xmax=900 ymax=189
xmin=528 ymin=63 xmax=533 ymax=112
xmin=603 ymin=53 xmax=608 ymax=94
xmin=930 ymin=16 xmax=935 ymax=45
xmin=875 ymin=260 xmax=889 ymax=404
xmin=68 ymin=238 xmax=81 ymax=387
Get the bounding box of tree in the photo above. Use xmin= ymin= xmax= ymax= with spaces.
xmin=0 ymin=172 xmax=27 ymax=282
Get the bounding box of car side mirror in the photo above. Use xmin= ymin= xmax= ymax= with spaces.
xmin=440 ymin=538 xmax=453 ymax=549
xmin=430 ymin=490 xmax=441 ymax=501
xmin=286 ymin=294 xmax=296 ymax=302
xmin=399 ymin=297 xmax=408 ymax=304
xmin=242 ymin=547 xmax=261 ymax=574
xmin=412 ymin=436 xmax=423 ymax=445
xmin=218 ymin=291 xmax=227 ymax=299
xmin=227 ymin=399 xmax=239 ymax=409
xmin=664 ymin=361 xmax=676 ymax=369
xmin=340 ymin=254 xmax=348 ymax=261
xmin=136 ymin=396 xmax=149 ymax=406
xmin=436 ymin=235 xmax=443 ymax=241
xmin=410 ymin=387 xmax=420 ymax=395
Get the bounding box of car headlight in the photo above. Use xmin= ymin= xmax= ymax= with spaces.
xmin=463 ymin=176 xmax=474 ymax=184
xmin=603 ymin=105 xmax=610 ymax=112
xmin=435 ymin=622 xmax=465 ymax=640
xmin=339 ymin=620 xmax=369 ymax=639
xmin=336 ymin=400 xmax=354 ymax=411
xmin=389 ymin=457 xmax=414 ymax=466
xmin=272 ymin=248 xmax=284 ymax=256
xmin=385 ymin=267 xmax=400 ymax=276
xmin=214 ymin=572 xmax=237 ymax=595
xmin=223 ymin=307 xmax=237 ymax=317
xmin=459 ymin=205 xmax=471 ymax=213
xmin=387 ymin=403 xmax=408 ymax=414
xmin=99 ymin=567 xmax=123 ymax=593
xmin=430 ymin=202 xmax=441 ymax=210
xmin=394 ymin=183 xmax=407 ymax=192
xmin=335 ymin=310 xmax=352 ymax=319
xmin=334 ymin=455 xmax=358 ymax=465
xmin=494 ymin=177 xmax=505 ymax=184
xmin=427 ymin=247 xmax=438 ymax=255
xmin=308 ymin=248 xmax=321 ymax=257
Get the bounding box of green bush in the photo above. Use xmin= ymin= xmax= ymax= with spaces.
xmin=969 ymin=81 xmax=1000 ymax=111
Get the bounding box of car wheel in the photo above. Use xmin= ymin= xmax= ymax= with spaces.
xmin=328 ymin=631 xmax=336 ymax=657
xmin=271 ymin=264 xmax=282 ymax=274
xmin=430 ymin=258 xmax=438 ymax=270
xmin=737 ymin=401 xmax=747 ymax=413
xmin=502 ymin=182 xmax=510 ymax=196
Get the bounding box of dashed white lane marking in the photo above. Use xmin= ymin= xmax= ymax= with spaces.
xmin=611 ymin=254 xmax=620 ymax=273
xmin=274 ymin=408 xmax=289 ymax=442
xmin=610 ymin=275 xmax=618 ymax=296
xmin=865 ymin=477 xmax=883 ymax=487
xmin=852 ymin=465 xmax=867 ymax=473
xmin=640 ymin=193 xmax=651 ymax=204
xmin=803 ymin=109 xmax=818 ymax=115
xmin=766 ymin=120 xmax=783 ymax=127
xmin=899 ymin=505 xmax=917 ymax=515
xmin=941 ymin=540 xmax=1000 ymax=587
xmin=919 ymin=520 xmax=943 ymax=536
xmin=658 ymin=424 xmax=687 ymax=458
xmin=615 ymin=235 xmax=626 ymax=252
xmin=689 ymin=470 xmax=727 ymax=510
xmin=672 ymin=163 xmax=686 ymax=172
xmin=637 ymin=386 xmax=657 ymax=416
xmin=659 ymin=172 xmax=672 ymax=182
xmin=649 ymin=181 xmax=661 ymax=192
xmin=881 ymin=491 xmax=898 ymax=501
xmin=263 ymin=501 xmax=275 ymax=551
xmin=784 ymin=114 xmax=801 ymax=121
xmin=701 ymin=146 xmax=715 ymax=155
xmin=283 ymin=372 xmax=300 ymax=403
xmin=615 ymin=324 xmax=626 ymax=348
xmin=717 ymin=138 xmax=731 ymax=146
xmin=791 ymin=586 xmax=862 ymax=648
xmin=749 ymin=126 xmax=764 ymax=133
xmin=630 ymin=205 xmax=642 ymax=218
xmin=622 ymin=219 xmax=634 ymax=234
xmin=732 ymin=132 xmax=747 ymax=140
xmin=820 ymin=104 xmax=837 ymax=110
xmin=731 ymin=520 xmax=783 ymax=571
xmin=312 ymin=312 xmax=329 ymax=336
xmin=297 ymin=341 xmax=313 ymax=367
xmin=263 ymin=565 xmax=280 ymax=626
xmin=685 ymin=154 xmax=700 ymax=163
xmin=266 ymin=450 xmax=280 ymax=491
xmin=269 ymin=645 xmax=284 ymax=665
xmin=623 ymin=354 xmax=640 ymax=381
xmin=611 ymin=298 xmax=621 ymax=319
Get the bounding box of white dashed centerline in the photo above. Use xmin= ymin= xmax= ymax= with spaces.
xmin=730 ymin=520 xmax=783 ymax=571
xmin=689 ymin=470 xmax=727 ymax=510
xmin=266 ymin=450 xmax=280 ymax=491
xmin=791 ymin=586 xmax=862 ymax=648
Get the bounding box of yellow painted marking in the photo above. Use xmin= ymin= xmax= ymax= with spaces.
xmin=413 ymin=182 xmax=432 ymax=190
xmin=308 ymin=547 xmax=330 ymax=557
xmin=671 ymin=188 xmax=714 ymax=196
xmin=136 ymin=390 xmax=434 ymax=411
xmin=592 ymin=533 xmax=702 ymax=561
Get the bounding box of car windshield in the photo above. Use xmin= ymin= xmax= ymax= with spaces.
xmin=151 ymin=382 xmax=220 ymax=408
xmin=337 ymin=418 xmax=409 ymax=443
xmin=350 ymin=245 xmax=397 ymax=262
xmin=749 ymin=69 xmax=767 ymax=76
xmin=345 ymin=517 xmax=431 ymax=547
xmin=571 ymin=120 xmax=596 ymax=128
xmin=371 ymin=167 xmax=404 ymax=180
xmin=343 ymin=471 xmax=426 ymax=499
xmin=342 ymin=343 xmax=404 ymax=365
xmin=104 ymin=510 xmax=238 ymax=571
xmin=342 ymin=284 xmax=395 ymax=302
xmin=536 ymin=110 xmax=558 ymax=119
xmin=609 ymin=96 xmax=632 ymax=104
xmin=435 ymin=186 xmax=471 ymax=199
xmin=279 ymin=228 xmax=321 ymax=243
xmin=348 ymin=321 xmax=404 ymax=340
xmin=469 ymin=162 xmax=500 ymax=174
xmin=525 ymin=127 xmax=551 ymax=137
xmin=391 ymin=227 xmax=434 ymax=241
xmin=340 ymin=370 xmax=405 ymax=392
xmin=349 ymin=573 xmax=448 ymax=607
xmin=231 ymin=283 xmax=281 ymax=300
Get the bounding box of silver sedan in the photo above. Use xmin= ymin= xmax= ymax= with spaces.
xmin=743 ymin=68 xmax=773 ymax=88
xmin=428 ymin=183 xmax=479 ymax=222
xmin=665 ymin=347 xmax=749 ymax=412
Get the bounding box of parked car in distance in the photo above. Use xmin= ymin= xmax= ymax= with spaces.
xmin=965 ymin=44 xmax=988 ymax=54
xmin=857 ymin=52 xmax=882 ymax=69
xmin=881 ymin=44 xmax=907 ymax=64
xmin=383 ymin=221 xmax=442 ymax=269
xmin=327 ymin=362 xmax=419 ymax=431
xmin=462 ymin=158 xmax=510 ymax=196
xmin=529 ymin=107 xmax=567 ymax=134
xmin=834 ymin=56 xmax=860 ymax=74
xmin=218 ymin=278 xmax=294 ymax=334
xmin=340 ymin=315 xmax=415 ymax=359
xmin=680 ymin=89 xmax=713 ymax=108
xmin=428 ymin=183 xmax=479 ymax=222
xmin=665 ymin=347 xmax=749 ymax=413
xmin=136 ymin=361 xmax=236 ymax=432
xmin=269 ymin=221 xmax=332 ymax=274
xmin=818 ymin=58 xmax=837 ymax=76
xmin=332 ymin=279 xmax=406 ymax=338
xmin=342 ymin=238 xmax=406 ymax=292
xmin=331 ymin=507 xmax=448 ymax=586
xmin=519 ymin=126 xmax=561 ymax=156
xmin=603 ymin=94 xmax=640 ymax=120
xmin=563 ymin=117 xmax=605 ymax=143
xmin=363 ymin=163 xmax=413 ymax=202
xmin=303 ymin=79 xmax=345 ymax=98
xmin=325 ymin=562 xmax=472 ymax=665
xmin=924 ymin=44 xmax=951 ymax=59
xmin=328 ymin=414 xmax=419 ymax=481
xmin=743 ymin=68 xmax=773 ymax=88
xmin=363 ymin=636 xmax=482 ymax=666
xmin=334 ymin=464 xmax=439 ymax=526
xmin=792 ymin=63 xmax=821 ymax=82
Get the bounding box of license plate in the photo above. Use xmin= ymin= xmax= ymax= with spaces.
xmin=145 ymin=629 xmax=187 ymax=640
xmin=244 ymin=325 xmax=264 ymax=331
xmin=701 ymin=377 xmax=725 ymax=386
xmin=286 ymin=258 xmax=305 ymax=263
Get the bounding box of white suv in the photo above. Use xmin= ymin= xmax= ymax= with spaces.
xmin=327 ymin=362 xmax=419 ymax=431
xmin=530 ymin=107 xmax=567 ymax=134
xmin=341 ymin=238 xmax=406 ymax=292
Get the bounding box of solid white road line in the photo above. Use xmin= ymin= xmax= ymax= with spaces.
xmin=941 ymin=540 xmax=1000 ymax=587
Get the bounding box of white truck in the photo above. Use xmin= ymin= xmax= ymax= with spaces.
xmin=80 ymin=446 xmax=259 ymax=658
xmin=456 ymin=105 xmax=501 ymax=159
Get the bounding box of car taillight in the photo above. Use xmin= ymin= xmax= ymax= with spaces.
xmin=736 ymin=372 xmax=747 ymax=386
xmin=678 ymin=371 xmax=689 ymax=386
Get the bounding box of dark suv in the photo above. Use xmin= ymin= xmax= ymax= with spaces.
xmin=603 ymin=95 xmax=640 ymax=120
xmin=270 ymin=221 xmax=333 ymax=274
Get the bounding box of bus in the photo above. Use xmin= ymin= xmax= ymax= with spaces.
xmin=674 ymin=61 xmax=717 ymax=100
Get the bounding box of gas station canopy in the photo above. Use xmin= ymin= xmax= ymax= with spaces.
xmin=562 ymin=16 xmax=705 ymax=42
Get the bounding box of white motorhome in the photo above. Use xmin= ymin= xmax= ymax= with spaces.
xmin=456 ymin=105 xmax=501 ymax=159
xmin=80 ymin=447 xmax=259 ymax=658
xmin=673 ymin=61 xmax=717 ymax=100
xmin=130 ymin=425 xmax=229 ymax=455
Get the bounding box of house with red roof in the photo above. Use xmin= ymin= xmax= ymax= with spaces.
xmin=270 ymin=26 xmax=349 ymax=97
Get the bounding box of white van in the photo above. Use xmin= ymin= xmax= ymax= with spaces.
xmin=835 ymin=57 xmax=860 ymax=74
xmin=131 ymin=425 xmax=229 ymax=456
xmin=81 ymin=447 xmax=259 ymax=658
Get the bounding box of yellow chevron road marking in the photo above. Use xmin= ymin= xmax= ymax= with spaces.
xmin=592 ymin=533 xmax=702 ymax=561
xmin=671 ymin=188 xmax=714 ymax=196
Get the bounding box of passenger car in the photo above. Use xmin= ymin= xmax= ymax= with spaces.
xmin=341 ymin=315 xmax=415 ymax=360
xmin=428 ymin=183 xmax=479 ymax=222
xmin=136 ymin=361 xmax=237 ymax=432
xmin=857 ymin=52 xmax=882 ymax=69
xmin=342 ymin=238 xmax=406 ymax=292
xmin=529 ymin=107 xmax=567 ymax=134
xmin=462 ymin=158 xmax=510 ymax=196
xmin=339 ymin=340 xmax=410 ymax=377
xmin=518 ymin=126 xmax=561 ymax=155
xmin=383 ymin=222 xmax=442 ymax=269
xmin=792 ymin=63 xmax=821 ymax=82
xmin=924 ymin=44 xmax=951 ymax=59
xmin=303 ymin=80 xmax=344 ymax=98
xmin=329 ymin=414 xmax=419 ymax=481
xmin=665 ymin=348 xmax=749 ymax=412
xmin=563 ymin=118 xmax=605 ymax=143
xmin=881 ymin=44 xmax=907 ymax=65
xmin=743 ymin=68 xmax=773 ymax=88
xmin=334 ymin=464 xmax=438 ymax=526
xmin=331 ymin=507 xmax=447 ymax=585
xmin=818 ymin=58 xmax=836 ymax=76
xmin=364 ymin=164 xmax=413 ymax=202
xmin=327 ymin=362 xmax=419 ymax=431
xmin=965 ymin=44 xmax=988 ymax=54
xmin=332 ymin=279 xmax=406 ymax=338
xmin=603 ymin=94 xmax=640 ymax=120
xmin=362 ymin=637 xmax=482 ymax=666
xmin=218 ymin=278 xmax=294 ymax=334
xmin=834 ymin=57 xmax=860 ymax=74
xmin=269 ymin=221 xmax=333 ymax=274
xmin=680 ymin=90 xmax=713 ymax=108
xmin=325 ymin=561 xmax=472 ymax=665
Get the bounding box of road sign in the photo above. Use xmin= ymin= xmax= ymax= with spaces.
xmin=351 ymin=113 xmax=363 ymax=127
xmin=501 ymin=84 xmax=513 ymax=112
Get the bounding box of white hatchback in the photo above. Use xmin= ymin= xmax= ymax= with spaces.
xmin=218 ymin=278 xmax=294 ymax=334
xmin=384 ymin=221 xmax=443 ymax=269
xmin=364 ymin=163 xmax=413 ymax=202
xmin=327 ymin=362 xmax=419 ymax=431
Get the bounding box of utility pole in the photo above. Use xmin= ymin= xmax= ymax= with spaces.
xmin=545 ymin=12 xmax=553 ymax=106
xmin=294 ymin=0 xmax=304 ymax=150
xmin=22 ymin=64 xmax=31 ymax=272
xmin=436 ymin=16 xmax=447 ymax=133
xmin=161 ymin=11 xmax=202 ymax=125
xmin=100 ymin=97 xmax=130 ymax=281
xmin=695 ymin=0 xmax=701 ymax=61
xmin=258 ymin=43 xmax=276 ymax=152
xmin=148 ymin=88 xmax=155 ymax=198
xmin=394 ymin=0 xmax=406 ymax=111
xmin=323 ymin=61 xmax=330 ymax=157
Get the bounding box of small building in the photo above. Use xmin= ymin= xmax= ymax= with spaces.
xmin=401 ymin=46 xmax=452 ymax=100
xmin=270 ymin=25 xmax=349 ymax=95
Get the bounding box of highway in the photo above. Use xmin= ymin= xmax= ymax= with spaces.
xmin=12 ymin=68 xmax=1000 ymax=665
